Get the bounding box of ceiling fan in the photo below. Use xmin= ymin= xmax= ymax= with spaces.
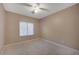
xmin=20 ymin=3 xmax=48 ymax=14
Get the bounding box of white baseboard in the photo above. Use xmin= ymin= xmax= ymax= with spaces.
xmin=43 ymin=39 xmax=79 ymax=53
xmin=4 ymin=38 xmax=41 ymax=47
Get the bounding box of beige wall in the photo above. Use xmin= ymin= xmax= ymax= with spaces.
xmin=5 ymin=12 xmax=41 ymax=44
xmin=0 ymin=4 xmax=5 ymax=49
xmin=41 ymin=4 xmax=79 ymax=50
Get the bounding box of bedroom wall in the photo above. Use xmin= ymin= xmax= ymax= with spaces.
xmin=41 ymin=4 xmax=79 ymax=50
xmin=0 ymin=4 xmax=5 ymax=50
xmin=5 ymin=12 xmax=41 ymax=44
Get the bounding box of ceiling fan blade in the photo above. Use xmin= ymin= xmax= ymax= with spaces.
xmin=40 ymin=8 xmax=48 ymax=11
xmin=20 ymin=3 xmax=32 ymax=7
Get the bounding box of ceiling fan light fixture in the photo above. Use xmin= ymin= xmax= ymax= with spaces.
xmin=34 ymin=9 xmax=38 ymax=13
xmin=32 ymin=9 xmax=38 ymax=14
xmin=32 ymin=6 xmax=40 ymax=14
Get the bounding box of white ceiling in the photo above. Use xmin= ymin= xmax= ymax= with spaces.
xmin=3 ymin=3 xmax=76 ymax=19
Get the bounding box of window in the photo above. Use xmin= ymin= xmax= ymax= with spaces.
xmin=19 ymin=21 xmax=34 ymax=36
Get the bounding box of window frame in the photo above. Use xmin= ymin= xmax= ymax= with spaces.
xmin=19 ymin=21 xmax=34 ymax=37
